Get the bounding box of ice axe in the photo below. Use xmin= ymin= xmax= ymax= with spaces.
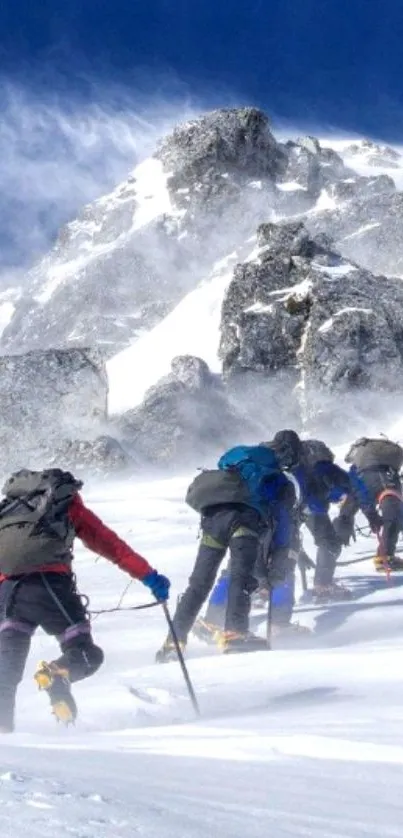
xmin=160 ymin=601 xmax=201 ymax=717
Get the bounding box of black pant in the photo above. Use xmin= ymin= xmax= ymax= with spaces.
xmin=172 ymin=504 xmax=263 ymax=641
xmin=0 ymin=573 xmax=104 ymax=726
xmin=305 ymin=513 xmax=342 ymax=587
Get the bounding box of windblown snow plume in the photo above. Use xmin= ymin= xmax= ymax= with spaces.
xmin=0 ymin=81 xmax=200 ymax=277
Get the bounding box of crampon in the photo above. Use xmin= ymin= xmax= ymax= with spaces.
xmin=34 ymin=661 xmax=77 ymax=725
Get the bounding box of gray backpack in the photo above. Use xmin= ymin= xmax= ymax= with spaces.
xmin=301 ymin=439 xmax=335 ymax=468
xmin=0 ymin=469 xmax=83 ymax=576
xmin=345 ymin=438 xmax=403 ymax=472
xmin=185 ymin=469 xmax=250 ymax=513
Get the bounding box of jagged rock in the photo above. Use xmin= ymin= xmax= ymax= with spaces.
xmin=276 ymin=138 xmax=355 ymax=215
xmin=118 ymin=354 xmax=256 ymax=465
xmin=305 ymin=183 xmax=403 ymax=275
xmin=0 ymin=348 xmax=107 ymax=471
xmin=256 ymin=220 xmax=335 ymax=259
xmin=157 ymin=108 xmax=287 ymax=192
xmin=344 ymin=139 xmax=402 ymax=168
xmin=327 ymin=173 xmax=395 ymax=203
xmin=156 ymin=107 xmax=287 ymax=249
xmin=219 ymin=221 xmax=403 ymax=413
xmin=220 ymin=221 xmax=338 ymax=379
xmin=170 ymin=355 xmax=213 ymax=389
xmin=47 ymin=435 xmax=133 ymax=475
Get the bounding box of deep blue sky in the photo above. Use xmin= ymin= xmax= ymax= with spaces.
xmin=2 ymin=0 xmax=403 ymax=139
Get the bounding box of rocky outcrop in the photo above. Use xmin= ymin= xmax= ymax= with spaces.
xmin=47 ymin=435 xmax=133 ymax=476
xmin=276 ymin=136 xmax=354 ymax=213
xmin=219 ymin=221 xmax=403 ymax=413
xmin=118 ymin=355 xmax=257 ymax=465
xmin=304 ymin=175 xmax=403 ymax=275
xmin=158 ymin=107 xmax=286 ymax=199
xmin=0 ymin=348 xmax=108 ymax=471
xmin=343 ymin=139 xmax=402 ymax=168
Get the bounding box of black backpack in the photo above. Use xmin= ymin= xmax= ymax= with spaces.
xmin=301 ymin=439 xmax=335 ymax=469
xmin=0 ymin=468 xmax=83 ymax=575
xmin=185 ymin=469 xmax=251 ymax=513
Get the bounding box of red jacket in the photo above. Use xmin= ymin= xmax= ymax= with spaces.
xmin=0 ymin=493 xmax=154 ymax=581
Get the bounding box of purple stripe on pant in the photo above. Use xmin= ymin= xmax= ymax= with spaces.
xmin=0 ymin=619 xmax=35 ymax=635
xmin=58 ymin=622 xmax=92 ymax=644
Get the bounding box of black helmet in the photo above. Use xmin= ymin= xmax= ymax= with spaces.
xmin=269 ymin=429 xmax=302 ymax=469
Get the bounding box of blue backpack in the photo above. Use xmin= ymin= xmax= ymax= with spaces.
xmin=218 ymin=445 xmax=281 ymax=512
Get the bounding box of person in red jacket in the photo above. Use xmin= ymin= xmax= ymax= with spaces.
xmin=0 ymin=468 xmax=170 ymax=732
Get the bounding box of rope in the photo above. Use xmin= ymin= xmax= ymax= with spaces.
xmin=85 ymin=572 xmax=161 ymax=620
xmin=336 ymin=555 xmax=374 ymax=567
xmin=90 ymin=600 xmax=161 ymax=617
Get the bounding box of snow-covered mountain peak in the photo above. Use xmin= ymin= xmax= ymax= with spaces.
xmin=4 ymin=108 xmax=403 ymax=469
xmin=4 ymin=109 xmax=403 ymax=362
xmin=339 ymin=138 xmax=403 ymax=169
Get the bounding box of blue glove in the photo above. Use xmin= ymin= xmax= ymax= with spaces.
xmin=142 ymin=570 xmax=170 ymax=601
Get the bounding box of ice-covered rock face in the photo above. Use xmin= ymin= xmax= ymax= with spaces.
xmin=0 ymin=348 xmax=108 ymax=471
xmin=219 ymin=221 xmax=403 ymax=411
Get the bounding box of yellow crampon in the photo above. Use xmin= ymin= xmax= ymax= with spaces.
xmin=34 ymin=661 xmax=77 ymax=725
xmin=34 ymin=662 xmax=55 ymax=691
xmin=51 ymin=700 xmax=76 ymax=725
xmin=214 ymin=629 xmax=244 ymax=651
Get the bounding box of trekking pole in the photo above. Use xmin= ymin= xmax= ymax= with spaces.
xmin=266 ymin=587 xmax=273 ymax=650
xmin=161 ymin=601 xmax=200 ymax=717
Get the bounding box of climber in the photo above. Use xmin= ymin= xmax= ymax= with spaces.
xmin=260 ymin=434 xmax=378 ymax=603
xmin=291 ymin=437 xmax=379 ymax=601
xmin=0 ymin=468 xmax=170 ymax=732
xmin=333 ymin=437 xmax=403 ymax=572
xmin=156 ymin=436 xmax=301 ymax=660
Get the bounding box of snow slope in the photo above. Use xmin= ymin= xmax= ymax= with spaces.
xmin=107 ymin=246 xmax=249 ymax=413
xmin=2 ymin=474 xmax=403 ymax=837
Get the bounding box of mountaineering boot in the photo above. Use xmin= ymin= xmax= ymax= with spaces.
xmin=34 ymin=661 xmax=77 ymax=725
xmin=374 ymin=555 xmax=403 ymax=572
xmin=312 ymin=582 xmax=353 ymax=604
xmin=388 ymin=556 xmax=403 ymax=571
xmin=155 ymin=639 xmax=186 ymax=664
xmin=217 ymin=630 xmax=269 ymax=654
xmin=192 ymin=618 xmax=221 ymax=645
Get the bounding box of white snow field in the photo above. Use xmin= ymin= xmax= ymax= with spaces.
xmin=2 ymin=475 xmax=403 ymax=837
